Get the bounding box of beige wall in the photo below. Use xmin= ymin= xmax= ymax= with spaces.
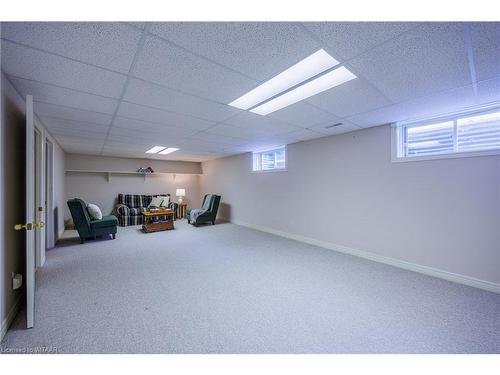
xmin=64 ymin=154 xmax=202 ymax=220
xmin=1 ymin=71 xmax=66 ymax=337
xmin=200 ymin=125 xmax=500 ymax=285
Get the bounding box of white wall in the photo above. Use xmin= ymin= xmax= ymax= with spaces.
xmin=200 ymin=125 xmax=500 ymax=286
xmin=65 ymin=154 xmax=202 ymax=220
xmin=1 ymin=71 xmax=66 ymax=338
xmin=53 ymin=142 xmax=66 ymax=239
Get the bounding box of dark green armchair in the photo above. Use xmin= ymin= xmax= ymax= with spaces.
xmin=67 ymin=198 xmax=118 ymax=244
xmin=187 ymin=194 xmax=221 ymax=226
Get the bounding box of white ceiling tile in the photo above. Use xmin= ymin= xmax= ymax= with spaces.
xmin=305 ymin=78 xmax=391 ymax=118
xmin=253 ymin=129 xmax=326 ymax=147
xmin=106 ymin=134 xmax=179 ymax=150
xmin=476 ymin=77 xmax=500 ymax=103
xmin=223 ymin=111 xmax=301 ymax=134
xmin=149 ymin=22 xmax=321 ymax=81
xmin=1 ymin=40 xmax=127 ymax=97
xmin=110 ymin=123 xmax=196 ymax=139
xmin=123 ymin=78 xmax=240 ymax=122
xmin=106 ymin=132 xmax=184 ymax=146
xmin=187 ymin=131 xmax=247 ymax=146
xmin=42 ymin=117 xmax=110 ymax=134
xmin=267 ymin=102 xmax=339 ymax=127
xmin=10 ymin=77 xmax=118 ymax=114
xmin=133 ymin=35 xmax=258 ymax=103
xmin=346 ymin=105 xmax=406 ymax=128
xmin=103 ymin=140 xmax=153 ymax=149
xmin=117 ymin=102 xmax=215 ymax=131
xmin=63 ymin=145 xmax=104 ymax=155
xmin=1 ymin=22 xmax=142 ymax=73
xmin=205 ymin=124 xmax=267 ymax=140
xmin=175 ymin=143 xmax=226 ymax=154
xmin=348 ymin=23 xmax=471 ymax=103
xmin=470 ymin=23 xmax=500 ymax=81
xmin=34 ymin=102 xmax=113 ymax=125
xmin=347 ymin=84 xmax=477 ymax=128
xmin=2 ymin=21 xmax=493 ymax=163
xmin=176 ymin=137 xmax=238 ymax=152
xmin=303 ymin=22 xmax=419 ymax=60
xmin=50 ymin=127 xmax=108 ymax=140
xmin=113 ymin=117 xmax=196 ymax=138
xmin=54 ymin=135 xmax=104 ymax=147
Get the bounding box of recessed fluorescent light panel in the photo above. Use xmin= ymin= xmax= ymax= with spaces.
xmin=145 ymin=146 xmax=166 ymax=154
xmin=228 ymin=49 xmax=339 ymax=110
xmin=158 ymin=147 xmax=180 ymax=155
xmin=250 ymin=66 xmax=357 ymax=116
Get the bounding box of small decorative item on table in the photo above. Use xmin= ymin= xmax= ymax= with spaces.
xmin=137 ymin=167 xmax=155 ymax=173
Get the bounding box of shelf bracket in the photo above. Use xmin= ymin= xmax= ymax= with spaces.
xmin=107 ymin=172 xmax=111 ymax=183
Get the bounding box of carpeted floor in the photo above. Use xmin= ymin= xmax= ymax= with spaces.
xmin=1 ymin=220 xmax=499 ymax=354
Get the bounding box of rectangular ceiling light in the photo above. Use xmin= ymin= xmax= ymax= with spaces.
xmin=158 ymin=147 xmax=180 ymax=155
xmin=250 ymin=66 xmax=357 ymax=116
xmin=228 ymin=49 xmax=339 ymax=110
xmin=145 ymin=146 xmax=166 ymax=154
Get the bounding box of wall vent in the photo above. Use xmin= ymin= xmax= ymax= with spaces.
xmin=324 ymin=122 xmax=343 ymax=129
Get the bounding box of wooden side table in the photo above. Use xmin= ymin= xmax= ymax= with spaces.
xmin=177 ymin=203 xmax=187 ymax=219
xmin=142 ymin=208 xmax=175 ymax=233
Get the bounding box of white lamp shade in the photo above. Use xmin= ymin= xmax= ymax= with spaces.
xmin=176 ymin=188 xmax=185 ymax=197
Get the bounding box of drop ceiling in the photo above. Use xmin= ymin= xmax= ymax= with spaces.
xmin=1 ymin=22 xmax=499 ymax=161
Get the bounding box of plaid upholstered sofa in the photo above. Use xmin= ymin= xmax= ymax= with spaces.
xmin=115 ymin=193 xmax=178 ymax=226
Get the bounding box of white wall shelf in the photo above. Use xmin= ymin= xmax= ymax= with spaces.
xmin=65 ymin=169 xmax=200 ymax=183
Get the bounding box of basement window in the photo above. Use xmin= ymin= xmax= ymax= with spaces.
xmin=392 ymin=105 xmax=500 ymax=162
xmin=252 ymin=146 xmax=287 ymax=172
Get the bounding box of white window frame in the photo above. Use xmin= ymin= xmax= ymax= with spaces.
xmin=252 ymin=145 xmax=288 ymax=173
xmin=391 ymin=102 xmax=500 ymax=163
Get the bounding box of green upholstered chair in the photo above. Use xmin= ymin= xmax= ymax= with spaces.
xmin=187 ymin=194 xmax=221 ymax=226
xmin=67 ymin=198 xmax=118 ymax=244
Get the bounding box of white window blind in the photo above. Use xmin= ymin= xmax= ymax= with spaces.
xmin=253 ymin=146 xmax=287 ymax=172
xmin=394 ymin=105 xmax=500 ymax=161
xmin=457 ymin=112 xmax=500 ymax=152
xmin=405 ymin=121 xmax=454 ymax=156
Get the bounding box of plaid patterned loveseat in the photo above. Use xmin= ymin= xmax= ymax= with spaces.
xmin=115 ymin=193 xmax=178 ymax=226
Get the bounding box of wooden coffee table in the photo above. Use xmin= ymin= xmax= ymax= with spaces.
xmin=142 ymin=208 xmax=175 ymax=233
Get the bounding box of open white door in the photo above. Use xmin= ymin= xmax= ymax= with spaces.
xmin=25 ymin=95 xmax=36 ymax=328
xmin=13 ymin=95 xmax=37 ymax=328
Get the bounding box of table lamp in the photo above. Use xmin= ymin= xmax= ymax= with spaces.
xmin=176 ymin=188 xmax=186 ymax=204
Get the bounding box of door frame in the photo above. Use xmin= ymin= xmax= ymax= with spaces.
xmin=34 ymin=126 xmax=46 ymax=268
xmin=45 ymin=138 xmax=55 ymax=249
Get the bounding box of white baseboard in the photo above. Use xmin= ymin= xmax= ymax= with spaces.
xmin=231 ymin=219 xmax=500 ymax=294
xmin=0 ymin=294 xmax=23 ymax=342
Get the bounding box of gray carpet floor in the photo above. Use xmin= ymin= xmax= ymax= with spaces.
xmin=1 ymin=220 xmax=499 ymax=353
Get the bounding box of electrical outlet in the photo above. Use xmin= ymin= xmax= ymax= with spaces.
xmin=12 ymin=273 xmax=23 ymax=290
